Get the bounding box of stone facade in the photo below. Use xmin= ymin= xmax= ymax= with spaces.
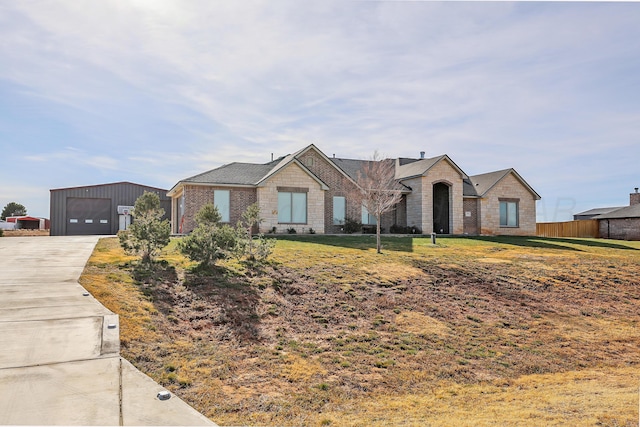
xmin=257 ymin=162 xmax=325 ymax=234
xmin=404 ymin=176 xmax=422 ymax=231
xmin=479 ymin=173 xmax=537 ymax=236
xmin=417 ymin=159 xmax=465 ymax=234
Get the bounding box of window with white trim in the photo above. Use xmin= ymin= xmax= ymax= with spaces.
xmin=499 ymin=200 xmax=519 ymax=227
xmin=333 ymin=196 xmax=346 ymax=225
xmin=214 ymin=190 xmax=230 ymax=223
xmin=278 ymin=191 xmax=307 ymax=223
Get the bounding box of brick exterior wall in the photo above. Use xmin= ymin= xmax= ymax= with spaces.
xmin=599 ymin=218 xmax=640 ymax=240
xmin=388 ymin=195 xmax=407 ymax=230
xmin=230 ymin=187 xmax=258 ymax=225
xmin=257 ymin=162 xmax=325 ymax=234
xmin=181 ymin=185 xmax=213 ymax=233
xmin=298 ymin=149 xmax=361 ymax=233
xmin=463 ymin=198 xmax=479 ymax=235
xmin=479 ymin=173 xmax=537 ymax=236
xmin=413 ymin=160 xmax=464 ymax=234
xmin=175 ymin=185 xmax=256 ymax=234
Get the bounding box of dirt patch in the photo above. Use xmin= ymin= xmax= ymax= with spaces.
xmin=81 ymin=236 xmax=640 ymax=426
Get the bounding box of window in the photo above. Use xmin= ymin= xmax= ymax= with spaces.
xmin=361 ymin=206 xmax=377 ymax=225
xmin=278 ymin=191 xmax=307 ymax=223
xmin=500 ymin=200 xmax=518 ymax=227
xmin=214 ymin=190 xmax=230 ymax=222
xmin=333 ymin=196 xmax=346 ymax=225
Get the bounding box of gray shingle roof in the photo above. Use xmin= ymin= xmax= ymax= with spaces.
xmin=331 ymin=158 xmax=377 ymax=181
xmin=171 ymin=145 xmax=539 ymax=201
xmin=595 ymin=204 xmax=640 ymax=219
xmin=466 ymin=169 xmax=511 ymax=197
xmin=574 ymin=207 xmax=625 ymax=217
xmin=395 ymin=156 xmax=445 ymax=180
xmin=465 ymin=168 xmax=541 ymax=200
xmin=463 ymin=179 xmax=479 ymax=197
xmin=182 ymin=162 xmax=277 ymax=185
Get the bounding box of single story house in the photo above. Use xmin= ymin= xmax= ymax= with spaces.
xmin=593 ymin=189 xmax=640 ymax=240
xmin=168 ymin=144 xmax=540 ymax=236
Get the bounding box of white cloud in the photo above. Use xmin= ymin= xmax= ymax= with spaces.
xmin=1 ymin=1 xmax=639 ymax=222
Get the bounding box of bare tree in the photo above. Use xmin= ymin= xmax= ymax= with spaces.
xmin=348 ymin=151 xmax=404 ymax=253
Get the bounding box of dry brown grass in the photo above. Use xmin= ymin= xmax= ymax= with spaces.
xmin=2 ymin=229 xmax=49 ymax=237
xmin=80 ymin=235 xmax=640 ymax=426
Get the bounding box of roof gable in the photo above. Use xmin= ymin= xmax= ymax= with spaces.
xmin=169 ymin=145 xmax=330 ymax=195
xmin=257 ymin=156 xmax=329 ymax=190
xmin=395 ymin=155 xmax=467 ymax=181
xmin=296 ymin=144 xmax=361 ymax=186
xmin=467 ymin=168 xmax=541 ymax=200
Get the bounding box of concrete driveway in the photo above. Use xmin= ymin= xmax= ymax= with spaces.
xmin=0 ymin=236 xmax=215 ymax=426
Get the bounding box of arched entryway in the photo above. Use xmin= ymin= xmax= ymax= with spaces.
xmin=433 ymin=182 xmax=450 ymax=234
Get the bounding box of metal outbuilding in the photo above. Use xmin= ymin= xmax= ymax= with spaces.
xmin=49 ymin=182 xmax=170 ymax=236
xmin=5 ymin=216 xmax=50 ymax=230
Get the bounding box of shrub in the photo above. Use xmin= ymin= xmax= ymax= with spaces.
xmin=178 ymin=204 xmax=235 ymax=268
xmin=342 ymin=217 xmax=362 ymax=234
xmin=118 ymin=192 xmax=170 ymax=265
xmin=179 ymin=222 xmax=237 ymax=267
xmin=179 ymin=202 xmax=275 ymax=268
xmin=248 ymin=235 xmax=276 ymax=262
xmin=235 ymin=203 xmax=275 ymax=262
xmin=390 ymin=224 xmax=422 ymax=234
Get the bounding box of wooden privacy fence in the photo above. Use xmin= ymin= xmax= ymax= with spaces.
xmin=536 ymin=220 xmax=600 ymax=238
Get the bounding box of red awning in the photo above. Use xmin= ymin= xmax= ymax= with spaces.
xmin=8 ymin=216 xmax=41 ymax=222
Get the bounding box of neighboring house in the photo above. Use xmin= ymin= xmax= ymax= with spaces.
xmin=593 ymin=189 xmax=640 ymax=240
xmin=573 ymin=207 xmax=625 ymax=220
xmin=168 ymin=144 xmax=540 ymax=236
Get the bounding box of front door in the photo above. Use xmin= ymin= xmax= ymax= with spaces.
xmin=118 ymin=214 xmax=131 ymax=231
xmin=433 ymin=183 xmax=450 ymax=234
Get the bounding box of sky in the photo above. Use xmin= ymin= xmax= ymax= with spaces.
xmin=1 ymin=1 xmax=639 ymax=222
